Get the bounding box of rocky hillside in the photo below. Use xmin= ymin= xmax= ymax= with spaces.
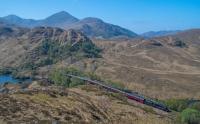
xmin=0 ymin=11 xmax=137 ymax=39
xmin=66 ymin=17 xmax=137 ymax=39
xmin=0 ymin=25 xmax=101 ymax=74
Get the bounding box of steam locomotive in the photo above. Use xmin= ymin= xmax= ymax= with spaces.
xmin=124 ymin=91 xmax=170 ymax=112
xmin=66 ymin=74 xmax=171 ymax=112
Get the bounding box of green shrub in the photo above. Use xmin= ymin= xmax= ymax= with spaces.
xmin=37 ymin=40 xmax=71 ymax=61
xmin=180 ymin=108 xmax=200 ymax=124
xmin=49 ymin=67 xmax=126 ymax=90
xmin=163 ymin=99 xmax=200 ymax=124
xmin=69 ymin=78 xmax=85 ymax=87
xmin=49 ymin=67 xmax=85 ymax=87
xmin=82 ymin=42 xmax=102 ymax=58
xmin=191 ymin=103 xmax=200 ymax=111
xmin=86 ymin=72 xmax=102 ymax=81
xmin=164 ymin=99 xmax=189 ymax=112
xmin=164 ymin=99 xmax=200 ymax=113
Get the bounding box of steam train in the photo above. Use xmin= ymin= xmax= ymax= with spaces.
xmin=66 ymin=74 xmax=171 ymax=112
xmin=125 ymin=91 xmax=170 ymax=112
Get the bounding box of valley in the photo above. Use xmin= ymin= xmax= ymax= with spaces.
xmin=0 ymin=10 xmax=200 ymax=124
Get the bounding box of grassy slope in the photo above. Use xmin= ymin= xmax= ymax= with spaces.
xmin=90 ymin=39 xmax=200 ymax=100
xmin=0 ymin=85 xmax=173 ymax=124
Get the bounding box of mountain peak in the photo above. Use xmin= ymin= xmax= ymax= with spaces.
xmin=3 ymin=15 xmax=22 ymax=20
xmin=43 ymin=11 xmax=79 ymax=27
xmin=50 ymin=11 xmax=72 ymax=17
xmin=45 ymin=11 xmax=79 ymax=21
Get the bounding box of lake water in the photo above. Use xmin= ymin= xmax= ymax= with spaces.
xmin=0 ymin=75 xmax=20 ymax=84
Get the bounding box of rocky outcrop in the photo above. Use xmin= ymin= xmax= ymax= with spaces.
xmin=169 ymin=40 xmax=187 ymax=48
xmin=27 ymin=27 xmax=91 ymax=44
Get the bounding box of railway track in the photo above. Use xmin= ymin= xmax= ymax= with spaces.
xmin=66 ymin=74 xmax=171 ymax=112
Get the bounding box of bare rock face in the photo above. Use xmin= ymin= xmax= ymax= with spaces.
xmin=27 ymin=27 xmax=91 ymax=44
xmin=0 ymin=25 xmax=91 ymax=45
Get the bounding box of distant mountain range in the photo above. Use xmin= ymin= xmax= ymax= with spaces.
xmin=141 ymin=30 xmax=181 ymax=38
xmin=0 ymin=11 xmax=138 ymax=39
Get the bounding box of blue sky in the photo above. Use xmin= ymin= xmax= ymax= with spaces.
xmin=0 ymin=0 xmax=199 ymax=33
